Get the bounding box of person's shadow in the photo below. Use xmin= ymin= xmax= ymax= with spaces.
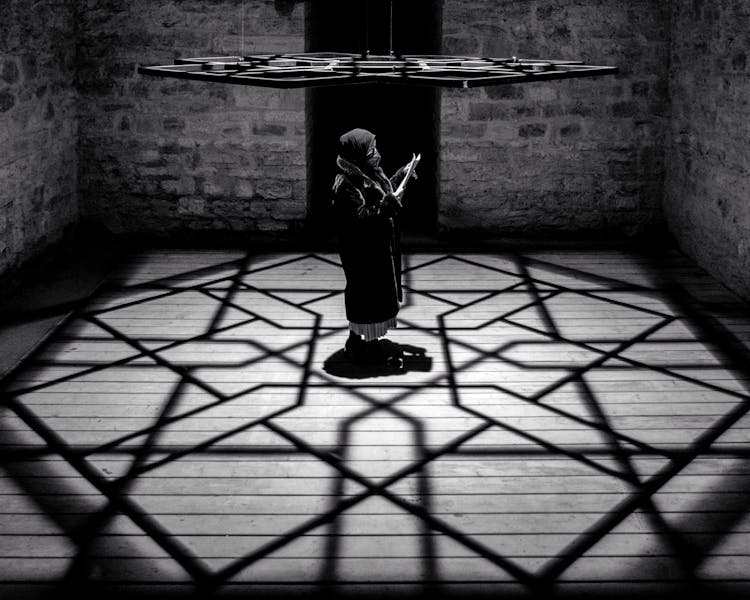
xmin=323 ymin=342 xmax=433 ymax=379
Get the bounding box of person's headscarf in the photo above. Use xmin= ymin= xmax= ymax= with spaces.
xmin=337 ymin=128 xmax=391 ymax=192
xmin=338 ymin=128 xmax=376 ymax=167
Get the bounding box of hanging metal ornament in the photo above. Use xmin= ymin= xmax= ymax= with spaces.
xmin=138 ymin=1 xmax=617 ymax=88
xmin=139 ymin=53 xmax=616 ymax=89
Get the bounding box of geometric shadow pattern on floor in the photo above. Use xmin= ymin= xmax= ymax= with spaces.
xmin=1 ymin=250 xmax=749 ymax=597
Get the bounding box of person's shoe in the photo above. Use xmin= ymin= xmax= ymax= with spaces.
xmin=378 ymin=339 xmax=405 ymax=372
xmin=345 ymin=331 xmax=366 ymax=361
xmin=346 ymin=332 xmax=382 ymax=364
xmin=346 ymin=333 xmax=405 ymax=371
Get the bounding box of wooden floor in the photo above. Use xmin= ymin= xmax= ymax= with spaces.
xmin=1 ymin=247 xmax=749 ymax=599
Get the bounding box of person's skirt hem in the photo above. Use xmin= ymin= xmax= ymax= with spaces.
xmin=349 ymin=317 xmax=398 ymax=341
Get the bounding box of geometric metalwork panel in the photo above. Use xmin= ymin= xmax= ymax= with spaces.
xmin=138 ymin=53 xmax=618 ymax=88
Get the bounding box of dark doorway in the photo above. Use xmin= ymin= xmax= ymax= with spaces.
xmin=306 ymin=0 xmax=443 ymax=236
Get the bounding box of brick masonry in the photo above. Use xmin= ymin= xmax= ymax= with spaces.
xmin=77 ymin=0 xmax=669 ymax=240
xmin=665 ymin=0 xmax=750 ymax=300
xmin=77 ymin=0 xmax=307 ymax=235
xmin=439 ymin=0 xmax=670 ymax=236
xmin=0 ymin=0 xmax=78 ymax=281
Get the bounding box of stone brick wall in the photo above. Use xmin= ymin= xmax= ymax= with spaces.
xmin=665 ymin=1 xmax=750 ymax=301
xmin=0 ymin=0 xmax=78 ymax=280
xmin=77 ymin=0 xmax=306 ymax=236
xmin=440 ymin=0 xmax=670 ymax=236
xmin=11 ymin=0 xmax=747 ymax=294
xmin=78 ymin=0 xmax=670 ymax=240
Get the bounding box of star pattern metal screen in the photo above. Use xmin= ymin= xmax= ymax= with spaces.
xmin=138 ymin=53 xmax=618 ymax=88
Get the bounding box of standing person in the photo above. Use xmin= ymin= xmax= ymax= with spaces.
xmin=331 ymin=128 xmax=418 ymax=370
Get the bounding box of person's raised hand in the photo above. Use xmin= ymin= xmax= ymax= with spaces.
xmin=382 ymin=192 xmax=403 ymax=214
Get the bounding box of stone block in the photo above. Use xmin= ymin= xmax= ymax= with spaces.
xmin=0 ymin=91 xmax=16 ymax=112
xmin=518 ymin=123 xmax=547 ymax=138
xmin=442 ymin=35 xmax=481 ymax=56
xmin=559 ymin=123 xmax=582 ymax=139
xmin=610 ymin=101 xmax=639 ymax=118
xmin=441 ymin=122 xmax=487 ymax=139
xmin=255 ymin=179 xmax=293 ymax=200
xmin=163 ymin=116 xmax=186 ymax=133
xmin=252 ymin=123 xmax=286 ymax=136
xmin=201 ymin=176 xmax=233 ymax=198
xmin=264 ymin=109 xmax=305 ymax=124
xmin=2 ymin=59 xmax=20 ymax=85
xmin=632 ymin=81 xmax=650 ymax=97
xmin=160 ymin=177 xmax=196 ymax=196
xmin=486 ymin=85 xmax=525 ymax=100
xmin=235 ymin=180 xmax=255 ymax=199
xmin=178 ymin=196 xmax=205 ymax=215
xmin=468 ymin=102 xmax=511 ymax=121
xmin=443 ymin=145 xmax=480 ymax=163
xmin=261 ymin=150 xmax=305 ymax=167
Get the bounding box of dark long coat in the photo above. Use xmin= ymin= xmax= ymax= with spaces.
xmin=332 ymin=158 xmax=407 ymax=325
